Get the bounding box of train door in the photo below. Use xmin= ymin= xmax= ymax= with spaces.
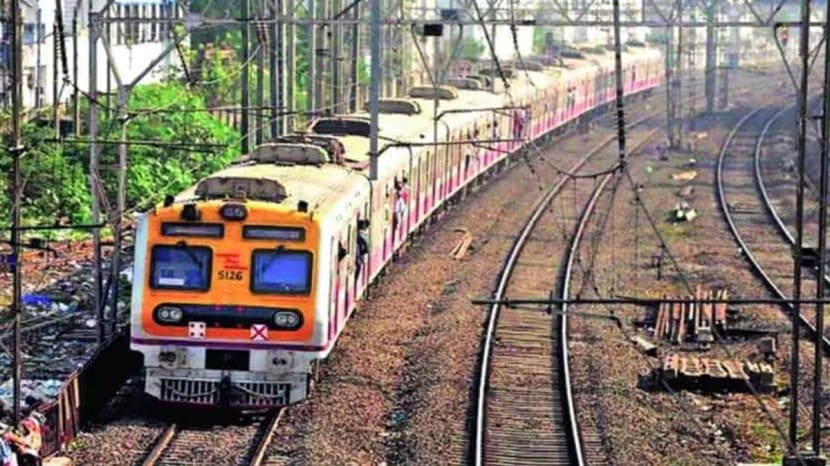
xmin=399 ymin=173 xmax=410 ymax=240
xmin=413 ymin=159 xmax=422 ymax=225
xmin=329 ymin=236 xmax=339 ymax=340
xmin=454 ymin=131 xmax=462 ymax=192
xmin=423 ymin=151 xmax=431 ymax=215
xmin=381 ymin=184 xmax=394 ymax=264
xmin=345 ymin=222 xmax=355 ymax=313
xmin=431 ymin=147 xmax=438 ymax=211
xmin=334 ymin=226 xmax=350 ymax=329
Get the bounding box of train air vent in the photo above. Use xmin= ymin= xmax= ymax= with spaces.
xmin=274 ymin=134 xmax=346 ymax=163
xmin=514 ymin=60 xmax=545 ymax=71
xmin=253 ymin=143 xmax=330 ymax=165
xmin=478 ymin=67 xmax=515 ymax=79
xmin=310 ymin=117 xmax=372 ymax=137
xmin=195 ymin=176 xmax=288 ymax=202
xmin=559 ymin=48 xmax=584 ymax=59
xmin=529 ymin=55 xmax=564 ymax=67
xmin=445 ymin=77 xmax=483 ymax=90
xmin=467 ymin=74 xmax=492 ymax=88
xmin=363 ymin=98 xmax=422 ymax=115
xmin=408 ymin=85 xmax=459 ymax=100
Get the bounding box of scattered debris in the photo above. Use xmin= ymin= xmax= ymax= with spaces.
xmin=44 ymin=457 xmax=74 ymax=466
xmin=653 ymin=288 xmax=730 ymax=346
xmin=671 ymin=170 xmax=698 ymax=182
xmin=0 ymin=379 xmax=62 ymax=412
xmin=759 ymin=337 xmax=777 ymax=362
xmin=672 ymin=201 xmax=697 ymax=222
xmin=449 ymin=228 xmax=473 ymax=260
xmin=631 ymin=336 xmax=658 ymax=356
xmin=677 ymin=185 xmax=694 ymax=198
xmin=657 ymin=354 xmax=776 ymax=393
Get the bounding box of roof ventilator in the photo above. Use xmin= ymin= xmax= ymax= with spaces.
xmin=514 ymin=59 xmax=545 ymax=71
xmin=478 ymin=67 xmax=515 ymax=79
xmin=309 ymin=116 xmax=372 ymax=137
xmin=251 ymin=142 xmax=334 ymax=165
xmin=408 ymin=85 xmax=459 ymax=100
xmin=467 ymin=74 xmax=493 ymax=88
xmin=195 ymin=177 xmax=288 ymax=203
xmin=445 ymin=77 xmax=483 ymax=91
xmin=363 ymin=98 xmax=422 ymax=115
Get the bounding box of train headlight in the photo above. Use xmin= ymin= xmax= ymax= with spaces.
xmin=158 ymin=348 xmax=187 ymax=369
xmin=273 ymin=311 xmax=301 ymax=330
xmin=159 ymin=351 xmax=177 ymax=364
xmin=155 ymin=305 xmax=184 ymax=324
xmin=220 ymin=203 xmax=248 ymax=221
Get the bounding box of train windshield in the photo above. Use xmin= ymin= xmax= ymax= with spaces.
xmin=251 ymin=250 xmax=312 ymax=294
xmin=150 ymin=244 xmax=211 ymax=290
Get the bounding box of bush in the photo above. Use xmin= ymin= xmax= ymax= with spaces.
xmin=1 ymin=81 xmax=239 ymax=229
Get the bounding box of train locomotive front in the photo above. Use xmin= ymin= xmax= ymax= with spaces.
xmin=130 ymin=169 xmax=331 ymax=407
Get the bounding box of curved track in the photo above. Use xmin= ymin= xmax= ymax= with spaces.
xmin=472 ymin=108 xmax=662 ymax=464
xmin=716 ymin=103 xmax=830 ymax=351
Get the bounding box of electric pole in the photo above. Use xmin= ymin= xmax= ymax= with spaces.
xmin=242 ymin=0 xmax=251 ymax=154
xmin=286 ymin=0 xmax=295 ymax=132
xmin=256 ymin=0 xmax=265 ymax=145
xmin=349 ymin=0 xmax=361 ymax=112
xmin=704 ymin=2 xmax=716 ymax=113
xmin=10 ymin=0 xmax=24 ymax=424
xmin=369 ymin=0 xmax=381 ymax=180
xmin=88 ymin=10 xmax=104 ymax=346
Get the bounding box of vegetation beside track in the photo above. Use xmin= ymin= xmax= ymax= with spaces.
xmin=0 ymin=82 xmax=238 ymax=232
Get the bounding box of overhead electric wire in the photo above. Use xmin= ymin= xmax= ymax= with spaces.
xmin=620 ymin=163 xmax=806 ymax=463
xmin=474 ymin=2 xmax=808 ymax=459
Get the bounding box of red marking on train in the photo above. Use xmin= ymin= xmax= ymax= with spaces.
xmin=216 ymin=252 xmax=249 ymax=271
xmin=250 ymin=324 xmax=268 ymax=341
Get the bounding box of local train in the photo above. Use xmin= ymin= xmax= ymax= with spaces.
xmin=130 ymin=45 xmax=663 ymax=407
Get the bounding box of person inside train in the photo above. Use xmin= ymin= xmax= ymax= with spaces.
xmin=512 ymin=108 xmax=529 ymax=141
xmin=356 ymin=218 xmax=369 ymax=279
xmin=393 ymin=181 xmax=407 ymax=230
xmin=398 ymin=177 xmax=410 ymax=211
xmin=391 ymin=178 xmax=409 ymax=257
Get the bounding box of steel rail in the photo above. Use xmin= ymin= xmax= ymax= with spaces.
xmin=472 ymin=91 xmax=667 ymax=463
xmin=141 ymin=423 xmax=177 ymax=466
xmin=140 ymin=408 xmax=282 ymax=466
xmin=559 ymin=170 xmax=615 ymax=465
xmin=248 ymin=409 xmax=284 ymax=466
xmin=754 ymin=104 xmax=830 ymax=351
xmin=716 ymin=105 xmax=830 ymax=351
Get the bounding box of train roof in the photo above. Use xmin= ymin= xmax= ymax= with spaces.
xmin=175 ymin=45 xmax=662 ymax=218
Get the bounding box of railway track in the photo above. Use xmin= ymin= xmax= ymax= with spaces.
xmin=472 ymin=104 xmax=663 ymax=464
xmin=716 ymin=102 xmax=830 ymax=351
xmin=140 ymin=409 xmax=284 ymax=466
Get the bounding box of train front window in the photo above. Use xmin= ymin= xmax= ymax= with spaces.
xmin=150 ymin=244 xmax=211 ymax=291
xmin=251 ymin=250 xmax=312 ymax=294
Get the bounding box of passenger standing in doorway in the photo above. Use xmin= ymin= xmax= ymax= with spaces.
xmin=394 ymin=180 xmax=409 ymax=244
xmin=356 ymin=219 xmax=369 ymax=281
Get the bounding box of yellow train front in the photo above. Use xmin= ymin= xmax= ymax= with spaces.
xmin=129 ymin=160 xmax=341 ymax=407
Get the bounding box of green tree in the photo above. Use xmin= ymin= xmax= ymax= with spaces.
xmin=0 ymin=82 xmax=239 ymax=227
xmin=104 ymin=82 xmax=239 ymax=209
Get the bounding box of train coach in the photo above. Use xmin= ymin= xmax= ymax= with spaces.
xmin=129 ymin=45 xmax=663 ymax=407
